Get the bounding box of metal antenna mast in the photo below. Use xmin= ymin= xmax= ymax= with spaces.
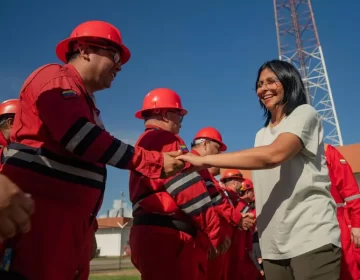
xmin=273 ymin=0 xmax=343 ymax=146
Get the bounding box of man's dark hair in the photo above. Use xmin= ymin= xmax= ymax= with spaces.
xmin=0 ymin=114 xmax=14 ymax=130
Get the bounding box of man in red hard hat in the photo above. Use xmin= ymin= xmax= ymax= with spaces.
xmin=220 ymin=169 xmax=257 ymax=280
xmin=0 ymin=99 xmax=33 ymax=277
xmin=0 ymin=21 xmax=184 ymax=279
xmin=190 ymin=127 xmax=256 ymax=280
xmin=238 ymin=178 xmax=263 ymax=280
xmin=239 ymin=178 xmax=255 ymax=206
xmin=325 ymin=144 xmax=360 ymax=280
xmin=0 ymin=100 xmax=18 ymax=147
xmin=130 ymin=88 xmax=231 ymax=280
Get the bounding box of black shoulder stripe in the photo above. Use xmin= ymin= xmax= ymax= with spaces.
xmin=99 ymin=139 xmax=122 ymax=164
xmin=60 ymin=117 xmax=88 ymax=147
xmin=73 ymin=125 xmax=102 ymax=156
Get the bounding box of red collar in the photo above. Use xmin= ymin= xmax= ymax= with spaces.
xmin=63 ymin=64 xmax=87 ymax=94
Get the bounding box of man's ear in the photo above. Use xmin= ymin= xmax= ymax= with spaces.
xmin=203 ymin=140 xmax=208 ymax=151
xmin=78 ymin=44 xmax=91 ymax=61
xmin=6 ymin=118 xmax=14 ymax=129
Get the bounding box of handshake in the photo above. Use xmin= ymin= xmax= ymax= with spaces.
xmin=161 ymin=150 xmax=208 ymax=178
xmin=240 ymin=213 xmax=256 ymax=231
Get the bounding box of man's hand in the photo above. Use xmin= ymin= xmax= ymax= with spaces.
xmin=0 ymin=174 xmax=34 ymax=242
xmin=351 ymin=227 xmax=360 ymax=248
xmin=161 ymin=150 xmax=185 ymax=178
xmin=239 ymin=213 xmax=256 ymax=231
xmin=208 ymin=236 xmax=231 ymax=260
xmin=217 ymin=236 xmax=231 ymax=254
xmin=208 ymin=246 xmax=218 ymax=260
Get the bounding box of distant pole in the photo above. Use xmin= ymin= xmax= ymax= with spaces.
xmin=117 ymin=222 xmax=128 ymax=269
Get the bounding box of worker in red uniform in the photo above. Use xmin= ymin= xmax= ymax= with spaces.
xmin=190 ymin=127 xmax=256 ymax=280
xmin=220 ymin=169 xmax=255 ymax=280
xmin=239 ymin=178 xmax=255 ymax=206
xmin=238 ymin=178 xmax=263 ymax=280
xmin=0 ymin=21 xmax=185 ymax=280
xmin=0 ymin=99 xmax=31 ymax=278
xmin=130 ymin=89 xmax=233 ymax=280
xmin=0 ymin=100 xmax=18 ymax=148
xmin=325 ymin=144 xmax=360 ymax=280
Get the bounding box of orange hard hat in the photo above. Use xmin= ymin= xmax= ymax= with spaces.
xmin=56 ymin=20 xmax=131 ymax=65
xmin=220 ymin=169 xmax=243 ymax=182
xmin=240 ymin=179 xmax=254 ymax=191
xmin=135 ymin=88 xmax=188 ymax=119
xmin=0 ymin=99 xmax=18 ymax=117
xmin=192 ymin=127 xmax=227 ymax=152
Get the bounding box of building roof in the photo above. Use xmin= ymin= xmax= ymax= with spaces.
xmin=97 ymin=217 xmax=133 ymax=229
xmin=336 ymin=143 xmax=360 ymax=173
xmin=220 ymin=143 xmax=360 ymax=180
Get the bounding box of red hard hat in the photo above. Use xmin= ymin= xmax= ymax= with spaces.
xmin=0 ymin=99 xmax=18 ymax=117
xmin=56 ymin=20 xmax=131 ymax=65
xmin=240 ymin=179 xmax=254 ymax=191
xmin=135 ymin=88 xmax=187 ymax=119
xmin=192 ymin=127 xmax=227 ymax=152
xmin=220 ymin=169 xmax=243 ymax=182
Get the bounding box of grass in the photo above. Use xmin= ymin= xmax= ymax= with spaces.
xmin=89 ymin=276 xmax=140 ymax=280
xmin=94 ymin=256 xmax=122 ymax=260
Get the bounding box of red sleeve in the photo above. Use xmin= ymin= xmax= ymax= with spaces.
xmin=35 ymin=84 xmax=163 ymax=179
xmin=212 ymin=187 xmax=242 ymax=227
xmin=137 ymin=132 xmax=224 ymax=248
xmin=327 ymin=145 xmax=360 ymax=227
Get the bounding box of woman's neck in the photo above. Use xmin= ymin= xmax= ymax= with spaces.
xmin=269 ymin=105 xmax=285 ymax=127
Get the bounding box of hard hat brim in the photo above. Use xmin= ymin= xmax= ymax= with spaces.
xmin=55 ymin=37 xmax=131 ymax=65
xmin=135 ymin=108 xmax=188 ymax=120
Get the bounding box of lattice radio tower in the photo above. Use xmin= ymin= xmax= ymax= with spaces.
xmin=273 ymin=0 xmax=343 ymax=146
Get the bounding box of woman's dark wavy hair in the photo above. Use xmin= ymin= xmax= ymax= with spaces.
xmin=255 ymin=60 xmax=308 ymax=126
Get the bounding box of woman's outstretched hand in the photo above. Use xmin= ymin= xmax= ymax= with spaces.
xmin=176 ymin=153 xmax=210 ymax=168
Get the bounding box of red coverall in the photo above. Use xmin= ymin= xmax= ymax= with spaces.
xmin=0 ymin=63 xmax=165 ymax=280
xmin=189 ymin=151 xmax=243 ymax=280
xmin=75 ymin=220 xmax=98 ymax=280
xmin=0 ymin=131 xmax=8 ymax=266
xmin=325 ymin=144 xmax=360 ymax=280
xmin=241 ymin=207 xmax=261 ymax=280
xmin=205 ymin=173 xmax=244 ymax=280
xmin=0 ymin=132 xmax=8 ymax=148
xmin=129 ymin=126 xmax=226 ymax=280
xmin=225 ymin=188 xmax=258 ymax=280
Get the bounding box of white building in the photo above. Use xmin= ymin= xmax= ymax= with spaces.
xmin=95 ymin=196 xmax=133 ymax=257
xmin=95 ymin=217 xmax=132 ymax=257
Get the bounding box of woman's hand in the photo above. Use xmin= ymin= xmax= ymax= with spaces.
xmin=176 ymin=153 xmax=210 ymax=168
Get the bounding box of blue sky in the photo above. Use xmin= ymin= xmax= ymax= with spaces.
xmin=0 ymin=0 xmax=359 ymax=215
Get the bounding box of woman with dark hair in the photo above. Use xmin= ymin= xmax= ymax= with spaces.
xmin=177 ymin=60 xmax=341 ymax=280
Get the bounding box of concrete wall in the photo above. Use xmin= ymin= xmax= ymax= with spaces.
xmin=95 ymin=227 xmax=130 ymax=257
